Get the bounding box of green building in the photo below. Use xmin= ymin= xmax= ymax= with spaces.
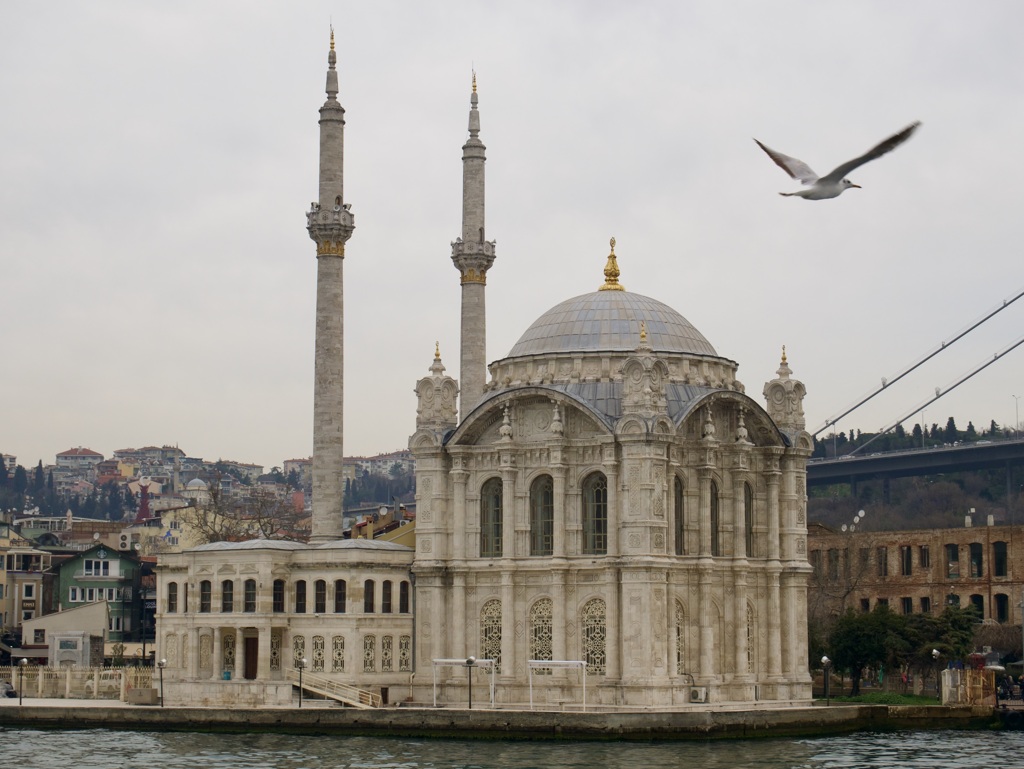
xmin=55 ymin=544 xmax=142 ymax=643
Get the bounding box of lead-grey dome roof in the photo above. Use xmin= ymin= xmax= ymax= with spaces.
xmin=506 ymin=291 xmax=717 ymax=358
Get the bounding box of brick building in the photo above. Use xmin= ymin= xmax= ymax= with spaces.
xmin=808 ymin=517 xmax=1024 ymax=625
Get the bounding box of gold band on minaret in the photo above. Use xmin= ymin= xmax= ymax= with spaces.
xmin=599 ymin=236 xmax=625 ymax=291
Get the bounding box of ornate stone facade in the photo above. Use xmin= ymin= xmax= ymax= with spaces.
xmin=412 ymin=249 xmax=813 ymax=706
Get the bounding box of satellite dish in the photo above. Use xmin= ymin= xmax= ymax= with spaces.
xmin=134 ymin=543 xmax=141 ymax=551
xmin=93 ymin=532 xmax=100 ymax=541
xmin=841 ymin=524 xmax=848 ymax=532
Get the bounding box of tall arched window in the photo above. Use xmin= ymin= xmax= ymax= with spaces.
xmin=674 ymin=600 xmax=686 ymax=674
xmin=480 ymin=599 xmax=502 ymax=673
xmin=295 ymin=580 xmax=307 ymax=613
xmin=582 ymin=472 xmax=608 ymax=555
xmin=167 ymin=582 xmax=178 ymax=613
xmin=199 ymin=580 xmax=212 ymax=613
xmin=480 ymin=477 xmax=503 ymax=557
xmin=334 ymin=579 xmax=347 ymax=613
xmin=582 ymin=598 xmax=607 ymax=675
xmin=530 ymin=475 xmax=554 ymax=556
xmin=674 ymin=476 xmax=685 ymax=556
xmin=529 ymin=598 xmax=553 ymax=672
xmin=363 ymin=579 xmax=375 ymax=613
xmin=710 ymin=481 xmax=720 ymax=557
xmin=244 ymin=579 xmax=257 ymax=612
xmin=221 ymin=580 xmax=234 ymax=613
xmin=744 ymin=482 xmax=754 ymax=558
xmin=399 ymin=581 xmax=410 ymax=613
xmin=314 ymin=580 xmax=327 ymax=614
xmin=272 ymin=580 xmax=285 ymax=613
xmin=382 ymin=580 xmax=393 ymax=613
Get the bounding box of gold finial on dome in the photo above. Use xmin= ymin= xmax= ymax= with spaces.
xmin=639 ymin=320 xmax=648 ymax=343
xmin=435 ymin=341 xmax=441 ymax=360
xmin=472 ymin=70 xmax=477 ymax=93
xmin=781 ymin=344 xmax=787 ymax=364
xmin=330 ymin=25 xmax=335 ymax=51
xmin=599 ymin=236 xmax=625 ymax=291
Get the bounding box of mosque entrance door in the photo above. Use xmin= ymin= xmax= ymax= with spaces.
xmin=244 ymin=637 xmax=258 ymax=679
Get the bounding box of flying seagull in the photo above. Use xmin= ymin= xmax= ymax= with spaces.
xmin=754 ymin=121 xmax=921 ymax=200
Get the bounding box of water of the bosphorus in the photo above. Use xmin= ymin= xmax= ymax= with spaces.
xmin=1 ymin=728 xmax=1021 ymax=769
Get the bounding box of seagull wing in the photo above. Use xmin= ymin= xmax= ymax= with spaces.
xmin=819 ymin=121 xmax=921 ymax=184
xmin=754 ymin=139 xmax=819 ymax=185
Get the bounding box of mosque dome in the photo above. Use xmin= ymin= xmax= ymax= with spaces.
xmin=186 ymin=478 xmax=208 ymax=490
xmin=505 ymin=239 xmax=717 ymax=360
xmin=507 ymin=289 xmax=717 ymax=359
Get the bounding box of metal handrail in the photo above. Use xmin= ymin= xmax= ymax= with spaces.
xmin=285 ymin=668 xmax=381 ymax=708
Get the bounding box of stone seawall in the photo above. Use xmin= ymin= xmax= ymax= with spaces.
xmin=0 ymin=704 xmax=1000 ymax=740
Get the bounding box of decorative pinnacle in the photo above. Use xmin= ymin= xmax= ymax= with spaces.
xmin=472 ymin=71 xmax=477 ymax=93
xmin=599 ymin=236 xmax=625 ymax=291
xmin=330 ymin=26 xmax=335 ymax=51
xmin=781 ymin=344 xmax=787 ymax=364
xmin=640 ymin=320 xmax=648 ymax=343
xmin=435 ymin=341 xmax=441 ymax=360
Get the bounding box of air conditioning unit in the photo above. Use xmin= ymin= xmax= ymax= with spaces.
xmin=689 ymin=686 xmax=708 ymax=703
xmin=119 ymin=540 xmax=130 ymax=550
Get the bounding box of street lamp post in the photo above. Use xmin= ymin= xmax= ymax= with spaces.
xmin=18 ymin=658 xmax=27 ymax=706
xmin=932 ymin=649 xmax=942 ymax=703
xmin=297 ymin=658 xmax=308 ymax=708
xmin=157 ymin=659 xmax=166 ymax=707
xmin=466 ymin=656 xmax=476 ymax=710
xmin=821 ymin=656 xmax=831 ymax=706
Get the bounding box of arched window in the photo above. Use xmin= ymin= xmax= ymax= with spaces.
xmin=582 ymin=598 xmax=607 ymax=675
xmin=674 ymin=600 xmax=686 ymax=675
xmin=993 ymin=541 xmax=1008 ymax=577
xmin=530 ymin=598 xmax=553 ymax=673
xmin=399 ymin=581 xmax=410 ymax=613
xmin=674 ymin=476 xmax=685 ymax=556
xmin=364 ymin=579 xmax=375 ymax=613
xmin=480 ymin=478 xmax=503 ymax=557
xmin=530 ymin=475 xmax=554 ymax=556
xmin=314 ymin=580 xmax=327 ymax=614
xmin=334 ymin=579 xmax=347 ymax=613
xmin=744 ymin=482 xmax=754 ymax=558
xmin=272 ymin=580 xmax=285 ymax=613
xmin=969 ymin=593 xmax=984 ymax=617
xmin=244 ymin=579 xmax=257 ymax=612
xmin=710 ymin=481 xmax=720 ymax=557
xmin=221 ymin=580 xmax=234 ymax=613
xmin=167 ymin=582 xmax=178 ymax=613
xmin=996 ymin=593 xmax=1010 ymax=622
xmin=582 ymin=472 xmax=608 ymax=555
xmin=295 ymin=580 xmax=307 ymax=613
xmin=199 ymin=580 xmax=211 ymax=613
xmin=480 ymin=599 xmax=502 ymax=673
xmin=382 ymin=580 xmax=393 ymax=614
xmin=969 ymin=543 xmax=983 ymax=577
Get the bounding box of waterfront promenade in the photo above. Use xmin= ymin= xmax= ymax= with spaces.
xmin=0 ymin=695 xmax=1006 ymax=740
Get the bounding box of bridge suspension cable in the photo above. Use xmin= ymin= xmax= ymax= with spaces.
xmin=846 ymin=333 xmax=1024 ymax=455
xmin=812 ymin=285 xmax=1024 ymax=437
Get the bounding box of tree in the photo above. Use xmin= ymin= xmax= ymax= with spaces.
xmin=829 ymin=607 xmax=895 ymax=695
xmin=12 ymin=465 xmax=28 ymax=496
xmin=965 ymin=421 xmax=978 ymax=441
xmin=944 ymin=417 xmax=958 ymax=444
xmin=176 ymin=477 xmax=308 ymax=544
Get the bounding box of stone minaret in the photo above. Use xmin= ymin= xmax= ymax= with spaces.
xmin=306 ymin=29 xmax=355 ymax=542
xmin=450 ymin=74 xmax=496 ymax=419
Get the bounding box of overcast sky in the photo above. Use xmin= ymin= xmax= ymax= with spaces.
xmin=3 ymin=1 xmax=1023 ymax=471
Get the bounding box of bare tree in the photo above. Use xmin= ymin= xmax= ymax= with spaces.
xmin=176 ymin=479 xmax=309 ymax=545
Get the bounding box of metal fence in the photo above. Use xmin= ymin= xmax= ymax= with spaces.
xmin=0 ymin=666 xmax=154 ymax=700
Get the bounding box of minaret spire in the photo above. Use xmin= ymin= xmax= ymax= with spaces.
xmin=306 ymin=30 xmax=355 ymax=542
xmin=451 ymin=72 xmax=496 ymax=418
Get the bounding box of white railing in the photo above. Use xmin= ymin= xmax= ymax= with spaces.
xmin=285 ymin=668 xmax=381 ymax=708
xmin=0 ymin=665 xmax=153 ymax=700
